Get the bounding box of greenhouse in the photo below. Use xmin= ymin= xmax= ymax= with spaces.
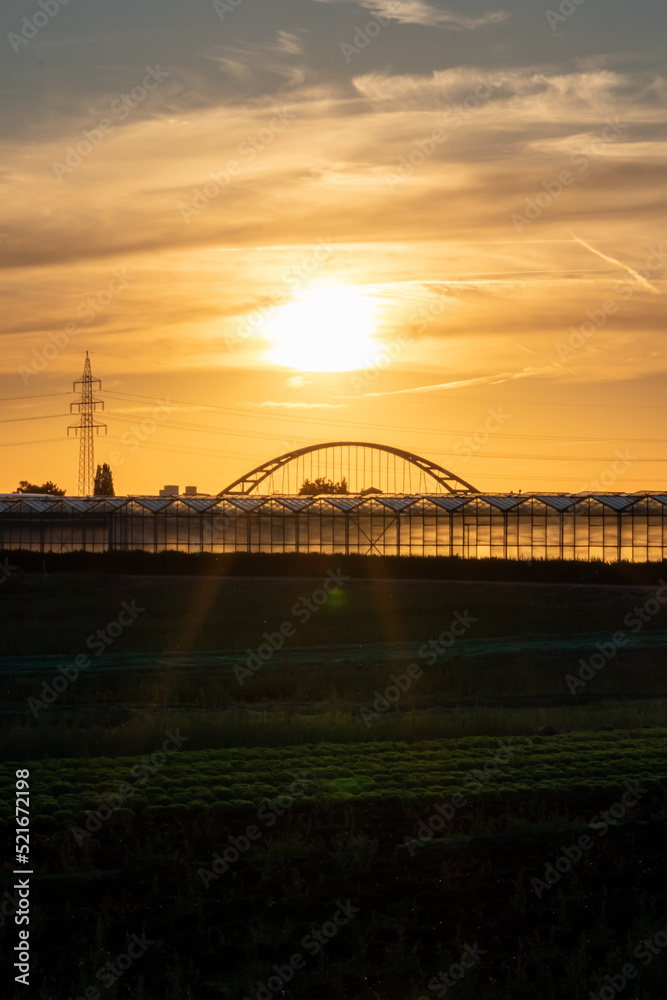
xmin=1 ymin=491 xmax=666 ymax=562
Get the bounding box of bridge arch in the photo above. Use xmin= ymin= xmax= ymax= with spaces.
xmin=219 ymin=441 xmax=478 ymax=495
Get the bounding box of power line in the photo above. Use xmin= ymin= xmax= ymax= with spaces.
xmin=1 ymin=369 xmax=664 ymax=479
xmin=0 ymin=394 xmax=662 ymax=463
xmin=0 ymin=413 xmax=70 ymax=423
xmin=98 ymin=437 xmax=667 ymax=483
xmin=2 ymin=433 xmax=657 ymax=486
xmin=101 ymin=392 xmax=667 ymax=448
xmin=0 ymin=437 xmax=67 ymax=448
xmin=90 ymin=352 xmax=667 ymax=409
xmin=7 ymin=348 xmax=659 ymax=417
xmin=0 ymin=392 xmax=73 ymax=402
xmin=103 ymin=437 xmax=265 ymax=462
xmin=105 ymin=409 xmax=322 ymax=446
xmin=104 ymin=411 xmax=667 ymax=461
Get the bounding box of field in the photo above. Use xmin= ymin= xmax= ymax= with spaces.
xmin=1 ymin=565 xmax=667 ymax=997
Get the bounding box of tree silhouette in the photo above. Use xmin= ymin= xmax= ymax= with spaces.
xmin=299 ymin=476 xmax=349 ymax=496
xmin=93 ymin=463 xmax=115 ymax=496
xmin=15 ymin=480 xmax=65 ymax=495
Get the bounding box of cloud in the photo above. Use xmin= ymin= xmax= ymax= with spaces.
xmin=353 ymin=66 xmax=501 ymax=108
xmin=204 ymin=29 xmax=309 ymax=88
xmin=275 ymin=31 xmax=305 ymax=55
xmin=310 ymin=0 xmax=510 ymax=30
xmin=352 ymin=67 xmax=662 ymax=116
xmin=1 ymin=66 xmax=664 ymax=276
xmin=206 ymin=46 xmax=307 ymax=88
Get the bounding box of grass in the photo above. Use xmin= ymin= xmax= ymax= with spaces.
xmin=3 ymin=700 xmax=667 ymax=759
xmin=1 ymin=571 xmax=667 ymax=655
xmin=2 ymin=572 xmax=667 ymax=759
xmin=4 ymin=547 xmax=667 ymax=586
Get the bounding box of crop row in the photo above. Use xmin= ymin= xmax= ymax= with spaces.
xmin=1 ymin=731 xmax=666 ymax=826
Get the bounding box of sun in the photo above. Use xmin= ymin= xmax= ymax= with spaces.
xmin=262 ymin=284 xmax=379 ymax=371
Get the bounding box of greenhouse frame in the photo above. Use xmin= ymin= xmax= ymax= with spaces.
xmin=1 ymin=492 xmax=666 ymax=561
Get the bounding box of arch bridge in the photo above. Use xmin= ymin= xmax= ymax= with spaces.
xmin=219 ymin=441 xmax=478 ymax=495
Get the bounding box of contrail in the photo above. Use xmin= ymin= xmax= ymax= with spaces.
xmin=336 ymin=366 xmax=552 ymax=399
xmin=568 ymin=231 xmax=660 ymax=294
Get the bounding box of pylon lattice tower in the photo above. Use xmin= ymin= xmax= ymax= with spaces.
xmin=68 ymin=352 xmax=106 ymax=496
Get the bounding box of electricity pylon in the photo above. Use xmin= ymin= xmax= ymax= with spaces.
xmin=68 ymin=352 xmax=106 ymax=496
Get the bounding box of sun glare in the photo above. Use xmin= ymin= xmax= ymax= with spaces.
xmin=262 ymin=285 xmax=379 ymax=371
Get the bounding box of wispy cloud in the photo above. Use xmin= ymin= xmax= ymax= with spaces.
xmin=276 ymin=31 xmax=305 ymax=55
xmin=205 ymin=30 xmax=307 ymax=87
xmin=311 ymin=0 xmax=510 ymax=30
xmin=352 ymin=67 xmax=655 ymax=115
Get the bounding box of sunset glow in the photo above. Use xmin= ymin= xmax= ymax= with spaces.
xmin=0 ymin=0 xmax=665 ymax=496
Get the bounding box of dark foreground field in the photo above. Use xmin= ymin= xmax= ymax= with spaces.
xmin=1 ymin=565 xmax=667 ymax=998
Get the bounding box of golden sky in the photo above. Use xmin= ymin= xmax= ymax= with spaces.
xmin=2 ymin=0 xmax=666 ymax=494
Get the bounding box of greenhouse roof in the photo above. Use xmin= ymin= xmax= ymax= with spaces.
xmin=0 ymin=492 xmax=664 ymax=514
